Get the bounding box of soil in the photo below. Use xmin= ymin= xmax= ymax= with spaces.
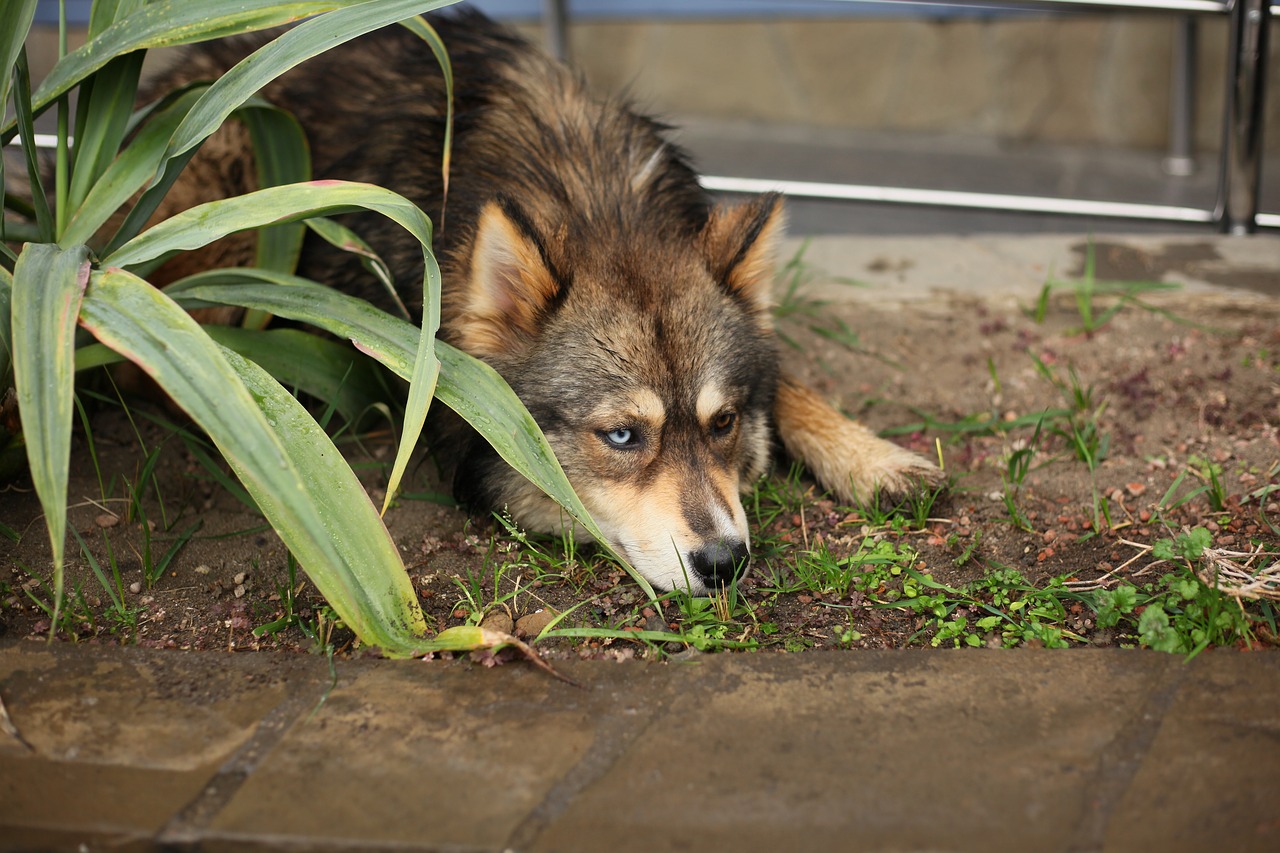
xmin=2 ymin=278 xmax=1278 ymax=662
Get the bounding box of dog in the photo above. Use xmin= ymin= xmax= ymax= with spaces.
xmin=146 ymin=9 xmax=943 ymax=594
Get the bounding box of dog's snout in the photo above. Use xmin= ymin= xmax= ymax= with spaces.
xmin=690 ymin=540 xmax=750 ymax=587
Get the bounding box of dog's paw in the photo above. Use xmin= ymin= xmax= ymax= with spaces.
xmin=838 ymin=441 xmax=946 ymax=507
xmin=844 ymin=445 xmax=947 ymax=504
xmin=773 ymin=376 xmax=947 ymax=508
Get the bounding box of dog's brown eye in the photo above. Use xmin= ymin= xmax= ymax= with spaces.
xmin=711 ymin=411 xmax=736 ymax=436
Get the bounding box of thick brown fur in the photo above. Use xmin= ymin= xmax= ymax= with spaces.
xmin=148 ymin=10 xmax=942 ymax=593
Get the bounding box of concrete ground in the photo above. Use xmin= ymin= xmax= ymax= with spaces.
xmin=2 ymin=226 xmax=1278 ymax=851
xmin=2 ymin=641 xmax=1279 ymax=852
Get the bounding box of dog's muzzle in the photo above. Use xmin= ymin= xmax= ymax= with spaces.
xmin=689 ymin=540 xmax=750 ymax=587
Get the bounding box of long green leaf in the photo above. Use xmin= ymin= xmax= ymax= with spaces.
xmin=62 ymin=84 xmax=208 ymax=247
xmin=163 ymin=273 xmax=652 ymax=598
xmin=0 ymin=266 xmax=12 ymax=383
xmin=10 ymin=53 xmax=53 ymax=241
xmin=0 ymin=0 xmax=37 ymax=136
xmin=156 ymin=0 xmax=460 ymax=177
xmin=305 ymin=217 xmax=407 ymax=318
xmin=203 ymin=325 xmax=388 ymax=425
xmin=240 ymin=103 xmax=311 ymax=328
xmin=103 ymin=181 xmax=431 ymax=269
xmin=243 ymin=104 xmax=311 ymax=271
xmin=79 ymin=268 xmax=429 ymax=653
xmin=5 ymin=1 xmax=372 ymax=140
xmin=88 ymin=0 xmax=149 ymax=39
xmin=12 ymin=243 xmax=92 ymax=635
xmin=104 ymin=181 xmax=441 ymax=514
xmin=399 ymin=15 xmax=453 ymax=231
xmin=68 ymin=51 xmax=147 ymax=216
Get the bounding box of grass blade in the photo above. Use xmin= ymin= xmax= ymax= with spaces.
xmin=12 ymin=243 xmax=92 ymax=635
xmin=79 ymin=267 xmax=429 ymax=654
xmin=10 ymin=53 xmax=54 ymax=241
xmin=305 ymin=217 xmax=406 ymax=318
xmin=399 ymin=15 xmax=453 ymax=230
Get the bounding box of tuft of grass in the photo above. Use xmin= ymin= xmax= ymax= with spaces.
xmin=1027 ymin=239 xmax=1183 ymax=335
xmin=998 ymin=417 xmax=1044 ymax=532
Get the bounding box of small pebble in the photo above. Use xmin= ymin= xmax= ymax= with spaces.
xmin=480 ymin=611 xmax=514 ymax=634
xmin=128 ymin=582 xmax=142 ymax=594
xmin=515 ymin=608 xmax=558 ymax=638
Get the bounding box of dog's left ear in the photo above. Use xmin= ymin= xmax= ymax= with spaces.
xmin=699 ymin=192 xmax=784 ymax=324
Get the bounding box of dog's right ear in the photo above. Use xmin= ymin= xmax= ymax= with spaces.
xmin=456 ymin=199 xmax=562 ymax=357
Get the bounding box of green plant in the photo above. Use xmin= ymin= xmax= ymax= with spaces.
xmin=886 ymin=565 xmax=1082 ymax=649
xmin=1027 ymin=240 xmax=1181 ymax=335
xmin=1090 ymin=528 xmax=1262 ymax=657
xmin=3 ymin=1 xmax=641 ymax=656
xmin=793 ymin=536 xmax=917 ymax=600
xmin=772 ymin=242 xmax=878 ymax=359
xmin=1187 ymin=454 xmax=1228 ymax=513
xmin=998 ymin=417 xmax=1044 ymax=532
xmin=1030 ymin=354 xmax=1110 ymax=529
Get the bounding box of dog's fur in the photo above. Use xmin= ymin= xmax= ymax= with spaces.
xmin=147 ymin=10 xmax=942 ymax=593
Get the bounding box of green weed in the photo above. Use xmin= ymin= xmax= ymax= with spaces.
xmin=792 ymin=537 xmax=918 ymax=600
xmin=889 ymin=565 xmax=1080 ymax=649
xmin=999 ymin=418 xmax=1045 ymax=532
xmin=772 ymin=242 xmax=878 ymax=360
xmin=1028 ymin=240 xmax=1182 ymax=335
xmin=1091 ymin=528 xmax=1267 ymax=657
xmin=254 ymin=553 xmax=350 ymax=654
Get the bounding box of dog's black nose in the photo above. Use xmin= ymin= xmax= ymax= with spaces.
xmin=690 ymin=540 xmax=750 ymax=587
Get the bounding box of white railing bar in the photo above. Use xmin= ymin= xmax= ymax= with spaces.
xmin=700 ymin=174 xmax=1231 ymax=224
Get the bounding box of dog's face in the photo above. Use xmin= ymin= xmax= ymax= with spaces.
xmin=451 ymin=194 xmax=783 ymax=594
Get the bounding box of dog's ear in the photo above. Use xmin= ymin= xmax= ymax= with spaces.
xmin=699 ymin=192 xmax=784 ymax=323
xmin=456 ymin=199 xmax=562 ymax=357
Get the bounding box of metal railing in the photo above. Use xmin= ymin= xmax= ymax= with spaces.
xmin=547 ymin=0 xmax=1276 ymax=232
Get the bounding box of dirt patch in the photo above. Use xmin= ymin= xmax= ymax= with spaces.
xmin=2 ymin=286 xmax=1278 ymax=662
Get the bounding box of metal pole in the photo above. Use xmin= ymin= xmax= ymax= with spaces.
xmin=542 ymin=0 xmax=570 ymax=62
xmin=1216 ymin=0 xmax=1272 ymax=234
xmin=1163 ymin=15 xmax=1197 ymax=176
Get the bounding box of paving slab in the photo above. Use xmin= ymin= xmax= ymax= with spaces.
xmin=2 ymin=641 xmax=1278 ymax=852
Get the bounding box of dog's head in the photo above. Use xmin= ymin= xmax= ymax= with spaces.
xmin=449 ymin=192 xmax=783 ymax=594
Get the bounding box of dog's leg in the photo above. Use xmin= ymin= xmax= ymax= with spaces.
xmin=774 ymin=372 xmax=944 ymax=504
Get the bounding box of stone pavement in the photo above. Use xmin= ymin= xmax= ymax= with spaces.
xmin=1 ymin=639 xmax=1278 ymax=852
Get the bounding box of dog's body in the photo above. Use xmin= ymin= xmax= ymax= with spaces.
xmin=150 ymin=10 xmax=941 ymax=593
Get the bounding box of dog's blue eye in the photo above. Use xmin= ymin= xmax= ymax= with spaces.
xmin=603 ymin=427 xmax=636 ymax=448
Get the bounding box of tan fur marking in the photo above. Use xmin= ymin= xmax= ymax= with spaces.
xmin=774 ymin=373 xmax=944 ymax=503
xmin=698 ymin=195 xmax=784 ymax=328
xmin=589 ymin=388 xmax=665 ymax=433
xmin=456 ymin=201 xmax=560 ymax=357
xmin=695 ymin=383 xmax=728 ymax=426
